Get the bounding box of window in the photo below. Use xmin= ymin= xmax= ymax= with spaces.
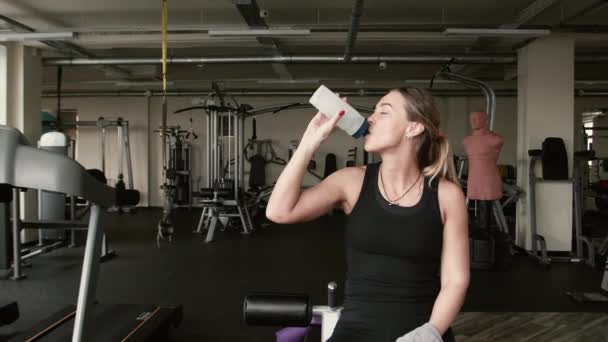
xmin=584 ymin=121 xmax=594 ymax=151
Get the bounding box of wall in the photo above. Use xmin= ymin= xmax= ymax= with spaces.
xmin=41 ymin=97 xmax=150 ymax=204
xmin=42 ymin=93 xmax=603 ymax=207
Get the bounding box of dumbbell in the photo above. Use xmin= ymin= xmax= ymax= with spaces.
xmin=243 ymin=282 xmax=342 ymax=342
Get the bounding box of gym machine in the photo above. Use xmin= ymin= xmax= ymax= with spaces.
xmin=192 ymin=90 xmax=255 ymax=243
xmin=174 ymin=87 xmax=375 ymax=242
xmin=58 ymin=117 xmax=134 ymax=190
xmin=242 ymin=118 xmax=286 ymax=227
xmin=432 ymin=65 xmax=516 ymax=270
xmin=244 ymin=118 xmax=287 ymax=189
xmin=527 ymin=139 xmax=596 ymax=267
xmin=57 ymin=117 xmax=136 ymax=213
xmin=0 ymin=133 xmax=117 ymax=280
xmin=244 ymin=282 xmax=342 ymax=342
xmin=37 ymin=131 xmax=75 ymax=248
xmin=156 ymin=125 xmax=197 ymax=208
xmin=0 ymin=125 xmax=181 ymax=341
xmin=570 ymin=132 xmax=608 ymax=296
xmin=154 ymin=124 xmax=197 ymax=245
xmin=574 ymin=127 xmax=608 ymax=255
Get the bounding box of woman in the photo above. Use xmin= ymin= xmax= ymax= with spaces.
xmin=266 ymin=87 xmax=469 ymax=342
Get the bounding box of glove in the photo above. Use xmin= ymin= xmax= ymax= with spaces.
xmin=395 ymin=322 xmax=443 ymax=342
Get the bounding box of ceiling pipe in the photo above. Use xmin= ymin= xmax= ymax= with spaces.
xmin=42 ymin=54 xmax=608 ymax=66
xmin=41 ymin=89 xmax=522 ymax=97
xmin=40 ymin=88 xmax=608 ymax=98
xmin=343 ymin=0 xmax=365 ymax=62
xmin=0 ymin=14 xmax=131 ymax=77
xmin=28 ymin=23 xmax=608 ymax=35
xmin=43 ymin=54 xmax=517 ymax=66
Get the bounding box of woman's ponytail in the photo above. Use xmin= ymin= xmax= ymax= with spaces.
xmin=392 ymin=87 xmax=459 ymax=186
xmin=423 ymin=134 xmax=458 ymax=186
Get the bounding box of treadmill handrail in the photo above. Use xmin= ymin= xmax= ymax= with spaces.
xmin=0 ymin=125 xmax=115 ymax=207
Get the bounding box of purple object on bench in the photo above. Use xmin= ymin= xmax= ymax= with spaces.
xmin=275 ymin=315 xmax=322 ymax=342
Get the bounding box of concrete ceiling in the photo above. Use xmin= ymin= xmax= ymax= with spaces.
xmin=2 ymin=0 xmax=608 ymax=93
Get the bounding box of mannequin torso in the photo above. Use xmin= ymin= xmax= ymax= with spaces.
xmin=462 ymin=112 xmax=504 ymax=200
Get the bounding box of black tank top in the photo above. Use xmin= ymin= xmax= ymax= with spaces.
xmin=344 ymin=162 xmax=444 ymax=313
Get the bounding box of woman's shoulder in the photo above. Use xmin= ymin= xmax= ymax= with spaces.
xmin=334 ymin=165 xmax=367 ymax=181
xmin=437 ymin=178 xmax=465 ymax=205
xmin=325 ymin=165 xmax=368 ymax=194
xmin=332 ymin=166 xmax=369 ymax=214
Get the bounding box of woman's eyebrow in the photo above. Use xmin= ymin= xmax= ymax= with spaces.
xmin=375 ymin=103 xmax=393 ymax=110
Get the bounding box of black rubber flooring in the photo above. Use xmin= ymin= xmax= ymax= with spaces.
xmin=1 ymin=208 xmax=607 ymax=341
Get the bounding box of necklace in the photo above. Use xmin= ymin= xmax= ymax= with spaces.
xmin=379 ymin=166 xmax=422 ymax=206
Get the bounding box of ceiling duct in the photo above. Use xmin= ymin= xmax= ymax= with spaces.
xmin=343 ymin=0 xmax=365 ymax=62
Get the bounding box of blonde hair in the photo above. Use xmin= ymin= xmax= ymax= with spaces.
xmin=392 ymin=87 xmax=458 ymax=186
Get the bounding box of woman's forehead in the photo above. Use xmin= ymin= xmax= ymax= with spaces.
xmin=377 ymin=91 xmax=405 ymax=107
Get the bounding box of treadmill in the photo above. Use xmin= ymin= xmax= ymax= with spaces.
xmin=0 ymin=125 xmax=182 ymax=341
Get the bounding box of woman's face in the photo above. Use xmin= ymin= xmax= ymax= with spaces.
xmin=364 ymin=91 xmax=412 ymax=153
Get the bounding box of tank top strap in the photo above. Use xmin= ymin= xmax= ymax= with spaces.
xmin=426 ymin=175 xmax=440 ymax=192
xmin=424 ymin=175 xmax=442 ymax=223
xmin=365 ymin=162 xmax=380 ymax=186
xmin=348 ymin=163 xmax=380 ymax=217
xmin=360 ymin=163 xmax=381 ymax=201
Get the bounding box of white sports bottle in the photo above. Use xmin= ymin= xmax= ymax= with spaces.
xmin=309 ymin=85 xmax=369 ymax=138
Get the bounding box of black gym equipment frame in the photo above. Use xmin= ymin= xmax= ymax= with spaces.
xmin=12 ymin=304 xmax=181 ymax=342
xmin=0 ymin=125 xmax=182 ymax=342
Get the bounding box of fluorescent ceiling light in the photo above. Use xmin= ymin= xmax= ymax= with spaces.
xmin=0 ymin=32 xmax=75 ymax=42
xmin=208 ymin=29 xmax=311 ymax=37
xmin=114 ymin=81 xmax=174 ymax=87
xmin=443 ymin=28 xmax=550 ymax=36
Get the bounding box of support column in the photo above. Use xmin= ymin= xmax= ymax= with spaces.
xmin=516 ymin=36 xmax=575 ymax=252
xmin=0 ymin=43 xmax=43 ymax=227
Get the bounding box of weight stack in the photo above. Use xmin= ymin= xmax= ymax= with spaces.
xmin=470 ymin=228 xmax=496 ymax=270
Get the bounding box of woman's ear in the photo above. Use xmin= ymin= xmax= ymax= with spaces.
xmin=406 ymin=122 xmax=425 ymax=138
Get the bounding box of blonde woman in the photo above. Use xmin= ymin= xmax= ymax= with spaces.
xmin=266 ymin=88 xmax=469 ymax=342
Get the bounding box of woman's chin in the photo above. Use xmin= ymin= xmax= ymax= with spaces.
xmin=364 ymin=141 xmax=379 ymax=153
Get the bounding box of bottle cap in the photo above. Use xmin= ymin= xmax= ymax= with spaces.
xmin=352 ymin=120 xmax=369 ymax=138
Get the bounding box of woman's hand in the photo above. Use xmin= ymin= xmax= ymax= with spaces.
xmin=300 ymin=97 xmax=348 ymax=149
xmin=300 ymin=110 xmax=344 ymax=150
xmin=395 ymin=323 xmax=443 ymax=342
